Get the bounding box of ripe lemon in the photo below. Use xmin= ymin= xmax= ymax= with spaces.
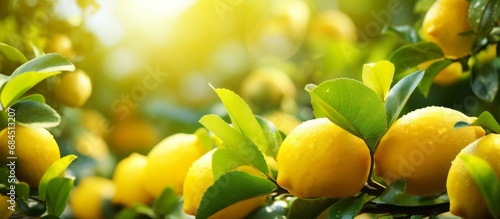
xmin=45 ymin=33 xmax=75 ymax=60
xmin=422 ymin=0 xmax=474 ymax=59
xmin=418 ymin=59 xmax=463 ymax=86
xmin=112 ymin=153 xmax=153 ymax=207
xmin=276 ymin=118 xmax=371 ymax=198
xmin=54 ymin=69 xmax=92 ymax=108
xmin=183 ymin=149 xmax=267 ymax=219
xmin=262 ymin=111 xmax=301 ymax=135
xmin=81 ymin=109 xmax=111 ymax=137
xmin=374 ymin=106 xmax=485 ymax=196
xmin=107 ymin=117 xmax=160 ymax=155
xmin=141 ymin=133 xmax=206 ymax=198
xmin=447 ymin=134 xmax=500 ymax=219
xmin=0 ymin=125 xmax=61 ymax=188
xmin=70 ymin=176 xmax=114 ymax=219
xmin=308 ymin=10 xmax=357 ymax=43
xmin=0 ymin=195 xmax=13 ymax=219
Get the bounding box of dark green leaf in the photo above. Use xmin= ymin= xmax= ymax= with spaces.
xmin=247 ymin=200 xmax=288 ymax=219
xmin=115 ymin=208 xmax=140 ymax=219
xmin=11 ymin=100 xmax=60 ymax=128
xmin=212 ymin=147 xmax=254 ymax=180
xmin=288 ymin=198 xmax=337 ymax=219
xmin=389 ymin=42 xmax=444 ymax=75
xmin=16 ymin=198 xmax=46 ymax=217
xmin=0 ymin=71 xmax=60 ymax=108
xmin=199 ymin=114 xmax=268 ymax=176
xmin=418 ymin=59 xmax=454 ymax=97
xmin=197 ymin=171 xmax=276 ymax=219
xmin=379 ymin=179 xmax=407 ymax=203
xmin=255 ymin=116 xmax=282 ymax=158
xmin=459 ymin=154 xmax=500 ymax=218
xmin=0 ymin=43 xmax=27 ymax=63
xmin=328 ymin=194 xmax=371 ymax=219
xmin=46 ymin=177 xmax=73 ymax=216
xmin=18 ymin=94 xmax=45 ymax=104
xmin=385 ymin=71 xmax=424 ymax=126
xmin=382 ymin=25 xmax=420 ymax=44
xmin=454 ymin=111 xmax=500 ymax=133
xmin=468 ymin=0 xmax=500 ymax=38
xmin=15 ymin=182 xmax=30 ymax=200
xmin=11 ymin=53 xmax=74 ymax=77
xmin=306 ymin=78 xmax=387 ymax=149
xmin=152 ymin=187 xmax=177 ymax=216
xmin=470 ymin=58 xmax=499 ymax=102
xmin=39 ymin=155 xmax=78 ymax=200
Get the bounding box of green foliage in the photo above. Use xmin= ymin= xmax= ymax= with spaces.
xmin=379 ymin=179 xmax=407 ymax=203
xmin=255 ymin=115 xmax=282 ymax=158
xmin=152 ymin=187 xmax=178 ymax=216
xmin=455 ymin=111 xmax=500 ymax=133
xmin=46 ymin=177 xmax=73 ymax=216
xmin=327 ymin=194 xmax=372 ymax=219
xmin=385 ymin=70 xmax=424 ymax=126
xmin=470 ymin=57 xmax=499 ymax=102
xmin=388 ymin=42 xmax=444 ymax=75
xmin=361 ymin=60 xmax=394 ymax=101
xmin=0 ymin=43 xmax=27 ymax=63
xmin=417 ymin=59 xmax=453 ymax=97
xmin=11 ymin=100 xmax=60 ymax=128
xmin=287 ymin=198 xmax=337 ymax=219
xmin=38 ymin=155 xmax=77 ymax=201
xmin=468 ymin=0 xmax=500 ymax=41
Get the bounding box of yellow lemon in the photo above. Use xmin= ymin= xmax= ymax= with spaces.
xmin=447 ymin=134 xmax=500 ymax=219
xmin=54 ymin=69 xmax=92 ymax=108
xmin=0 ymin=125 xmax=61 ymax=188
xmin=107 ymin=117 xmax=160 ymax=155
xmin=375 ymin=106 xmax=485 ymax=196
xmin=418 ymin=59 xmax=463 ymax=86
xmin=112 ymin=153 xmax=153 ymax=207
xmin=141 ymin=133 xmax=206 ymax=198
xmin=308 ymin=10 xmax=357 ymax=43
xmin=183 ymin=149 xmax=267 ymax=219
xmin=70 ymin=176 xmax=114 ymax=219
xmin=0 ymin=195 xmax=13 ymax=219
xmin=45 ymin=33 xmax=75 ymax=60
xmin=262 ymin=111 xmax=301 ymax=135
xmin=276 ymin=118 xmax=371 ymax=198
xmin=422 ymin=0 xmax=474 ymax=59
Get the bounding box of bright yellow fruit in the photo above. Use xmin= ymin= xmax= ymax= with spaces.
xmin=45 ymin=33 xmax=75 ymax=60
xmin=112 ymin=153 xmax=153 ymax=207
xmin=308 ymin=10 xmax=357 ymax=43
xmin=141 ymin=133 xmax=206 ymax=198
xmin=81 ymin=109 xmax=111 ymax=137
xmin=0 ymin=125 xmax=61 ymax=188
xmin=70 ymin=176 xmax=115 ymax=219
xmin=447 ymin=134 xmax=500 ymax=219
xmin=183 ymin=149 xmax=267 ymax=219
xmin=263 ymin=111 xmax=301 ymax=135
xmin=422 ymin=0 xmax=474 ymax=59
xmin=55 ymin=69 xmax=92 ymax=108
xmin=107 ymin=117 xmax=160 ymax=155
xmin=375 ymin=106 xmax=485 ymax=196
xmin=276 ymin=118 xmax=371 ymax=198
xmin=0 ymin=195 xmax=13 ymax=219
xmin=477 ymin=44 xmax=497 ymax=64
xmin=418 ymin=59 xmax=462 ymax=86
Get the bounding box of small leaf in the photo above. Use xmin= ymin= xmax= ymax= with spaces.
xmin=15 ymin=182 xmax=30 ymax=200
xmin=385 ymin=70 xmax=424 ymax=126
xmin=288 ymin=198 xmax=338 ymax=219
xmin=468 ymin=0 xmax=500 ymax=38
xmin=17 ymin=94 xmax=45 ymax=104
xmin=212 ymin=147 xmax=253 ymax=180
xmin=418 ymin=59 xmax=454 ymax=97
xmin=196 ymin=171 xmax=276 ymax=219
xmin=307 ymin=78 xmax=387 ymax=149
xmin=0 ymin=43 xmax=27 ymax=63
xmin=328 ymin=194 xmax=371 ymax=219
xmin=39 ymin=155 xmax=78 ymax=200
xmin=152 ymin=187 xmax=177 ymax=216
xmin=212 ymin=86 xmax=268 ymax=153
xmin=194 ymin=128 xmax=215 ymax=153
xmin=11 ymin=53 xmax=74 ymax=77
xmin=379 ymin=179 xmax=407 ymax=203
xmin=255 ymin=116 xmax=282 ymax=158
xmin=46 ymin=177 xmax=74 ymax=216
xmin=362 ymin=60 xmax=395 ymax=101
xmin=459 ymin=154 xmax=500 ymax=218
xmin=11 ymin=100 xmax=60 ymax=128
xmin=1 ymin=71 xmax=60 ymax=108
xmin=199 ymin=114 xmax=268 ymax=176
xmin=389 ymin=42 xmax=444 ymax=75
xmin=382 ymin=25 xmax=420 ymax=44
xmin=454 ymin=111 xmax=500 ymax=133
xmin=470 ymin=58 xmax=499 ymax=103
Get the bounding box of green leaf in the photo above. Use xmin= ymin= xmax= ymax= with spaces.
xmin=459 ymin=154 xmax=500 ymax=219
xmin=247 ymin=200 xmax=288 ymax=219
xmin=152 ymin=187 xmax=177 ymax=216
xmin=470 ymin=58 xmax=499 ymax=103
xmin=379 ymin=179 xmax=407 ymax=203
xmin=196 ymin=171 xmax=276 ymax=219
xmin=212 ymin=86 xmax=268 ymax=153
xmin=327 ymin=194 xmax=371 ymax=219
xmin=115 ymin=208 xmax=140 ymax=219
xmin=46 ymin=177 xmax=74 ymax=216
xmin=385 ymin=70 xmax=424 ymax=126
xmin=418 ymin=60 xmax=454 ymax=97
xmin=199 ymin=115 xmax=268 ymax=176
xmin=11 ymin=100 xmax=61 ymax=128
xmin=389 ymin=42 xmax=444 ymax=75
xmin=288 ymin=198 xmax=337 ymax=219
xmin=255 ymin=116 xmax=282 ymax=158
xmin=18 ymin=94 xmax=45 ymax=104
xmin=468 ymin=0 xmax=500 ymax=38
xmin=454 ymin=111 xmax=500 ymax=133
xmin=15 ymin=182 xmax=30 ymax=200
xmin=17 ymin=198 xmax=46 ymax=217
xmin=382 ymin=25 xmax=420 ymax=44
xmin=362 ymin=60 xmax=395 ymax=101
xmin=212 ymin=147 xmax=254 ymax=180
xmin=306 ymin=78 xmax=387 ymax=149
xmin=0 ymin=74 xmax=8 ymax=90
xmin=1 ymin=71 xmax=60 ymax=108
xmin=11 ymin=53 xmax=74 ymax=77
xmin=39 ymin=155 xmax=78 ymax=200
xmin=0 ymin=43 xmax=27 ymax=63
xmin=194 ymin=128 xmax=215 ymax=153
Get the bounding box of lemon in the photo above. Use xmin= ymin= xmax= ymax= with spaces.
xmin=183 ymin=149 xmax=267 ymax=219
xmin=262 ymin=111 xmax=301 ymax=135
xmin=107 ymin=117 xmax=160 ymax=155
xmin=422 ymin=0 xmax=474 ymax=59
xmin=447 ymin=134 xmax=500 ymax=219
xmin=75 ymin=131 xmax=109 ymax=160
xmin=276 ymin=118 xmax=371 ymax=198
xmin=0 ymin=125 xmax=61 ymax=188
xmin=308 ymin=10 xmax=357 ymax=43
xmin=141 ymin=133 xmax=206 ymax=198
xmin=70 ymin=176 xmax=115 ymax=219
xmin=418 ymin=59 xmax=463 ymax=86
xmin=81 ymin=109 xmax=111 ymax=137
xmin=0 ymin=195 xmax=13 ymax=219
xmin=112 ymin=153 xmax=153 ymax=207
xmin=477 ymin=44 xmax=497 ymax=64
xmin=375 ymin=106 xmax=485 ymax=196
xmin=45 ymin=33 xmax=75 ymax=60
xmin=54 ymin=69 xmax=92 ymax=108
